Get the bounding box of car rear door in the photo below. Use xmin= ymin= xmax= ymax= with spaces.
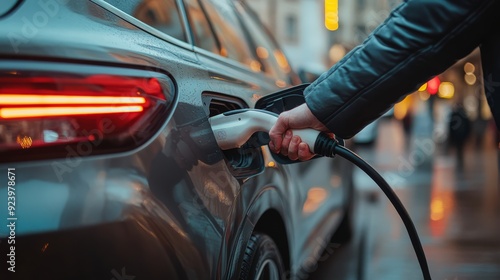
xmin=226 ymin=1 xmax=351 ymax=275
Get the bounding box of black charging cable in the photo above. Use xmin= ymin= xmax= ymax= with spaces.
xmin=314 ymin=133 xmax=432 ymax=280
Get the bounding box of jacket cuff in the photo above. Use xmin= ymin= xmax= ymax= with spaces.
xmin=304 ymin=80 xmax=345 ymax=136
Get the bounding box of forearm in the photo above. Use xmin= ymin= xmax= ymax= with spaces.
xmin=305 ymin=0 xmax=498 ymax=138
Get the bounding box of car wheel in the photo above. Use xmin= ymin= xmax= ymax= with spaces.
xmin=240 ymin=233 xmax=286 ymax=280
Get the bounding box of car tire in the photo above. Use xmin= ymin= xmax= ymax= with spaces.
xmin=240 ymin=233 xmax=286 ymax=280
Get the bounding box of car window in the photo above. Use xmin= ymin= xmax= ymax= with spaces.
xmin=198 ymin=0 xmax=258 ymax=69
xmin=234 ymin=1 xmax=291 ymax=83
xmin=183 ymin=0 xmax=218 ymax=53
xmin=104 ymin=0 xmax=186 ymax=42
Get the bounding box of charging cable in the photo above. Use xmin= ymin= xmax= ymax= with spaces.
xmin=209 ymin=109 xmax=432 ymax=280
xmin=316 ymin=134 xmax=432 ymax=280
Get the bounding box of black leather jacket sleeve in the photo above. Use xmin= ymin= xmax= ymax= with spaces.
xmin=304 ymin=0 xmax=499 ymax=138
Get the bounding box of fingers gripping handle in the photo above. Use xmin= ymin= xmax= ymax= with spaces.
xmin=286 ymin=129 xmax=321 ymax=153
xmin=208 ymin=109 xmax=321 ymax=152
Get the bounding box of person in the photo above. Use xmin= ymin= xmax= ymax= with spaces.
xmin=269 ymin=0 xmax=500 ymax=161
xmin=447 ymin=102 xmax=471 ymax=169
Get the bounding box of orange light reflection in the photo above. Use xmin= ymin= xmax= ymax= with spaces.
xmin=429 ymin=164 xmax=455 ymax=237
xmin=302 ymin=187 xmax=328 ymax=214
xmin=16 ymin=135 xmax=33 ymax=149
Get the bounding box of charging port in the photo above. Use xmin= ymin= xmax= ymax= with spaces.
xmin=202 ymin=93 xmax=265 ymax=178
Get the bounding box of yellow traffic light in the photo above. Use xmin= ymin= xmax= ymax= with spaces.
xmin=325 ymin=0 xmax=338 ymax=31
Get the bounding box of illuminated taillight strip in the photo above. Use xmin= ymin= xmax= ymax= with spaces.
xmin=0 ymin=106 xmax=143 ymax=119
xmin=0 ymin=95 xmax=146 ymax=105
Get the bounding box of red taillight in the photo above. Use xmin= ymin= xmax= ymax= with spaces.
xmin=0 ymin=70 xmax=175 ymax=163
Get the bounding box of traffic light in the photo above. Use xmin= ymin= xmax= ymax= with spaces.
xmin=427 ymin=76 xmax=440 ymax=95
xmin=325 ymin=0 xmax=338 ymax=31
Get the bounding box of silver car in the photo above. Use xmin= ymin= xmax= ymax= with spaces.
xmin=0 ymin=0 xmax=354 ymax=279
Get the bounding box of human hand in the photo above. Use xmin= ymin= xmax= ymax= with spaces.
xmin=268 ymin=103 xmax=331 ymax=161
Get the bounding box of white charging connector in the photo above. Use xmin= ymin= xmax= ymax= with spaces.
xmin=208 ymin=109 xmax=321 ymax=151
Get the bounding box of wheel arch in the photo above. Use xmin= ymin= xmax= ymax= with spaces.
xmin=253 ymin=209 xmax=291 ymax=273
xmin=225 ymin=185 xmax=293 ymax=280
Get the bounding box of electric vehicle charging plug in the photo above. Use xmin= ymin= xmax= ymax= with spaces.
xmin=208 ymin=109 xmax=338 ymax=155
xmin=208 ymin=108 xmax=432 ymax=280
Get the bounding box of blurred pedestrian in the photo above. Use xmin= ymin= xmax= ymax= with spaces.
xmin=269 ymin=0 xmax=500 ymax=163
xmin=448 ymin=102 xmax=471 ymax=169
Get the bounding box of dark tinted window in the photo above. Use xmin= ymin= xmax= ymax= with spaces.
xmin=184 ymin=0 xmax=218 ymax=53
xmin=104 ymin=0 xmax=186 ymax=42
xmin=199 ymin=0 xmax=257 ymax=68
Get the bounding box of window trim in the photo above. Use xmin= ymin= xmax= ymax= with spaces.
xmin=234 ymin=1 xmax=287 ymax=81
xmin=196 ymin=0 xmax=260 ymax=70
xmin=232 ymin=1 xmax=269 ymax=75
xmin=183 ymin=0 xmax=260 ymax=77
xmin=180 ymin=0 xmax=222 ymax=54
xmin=175 ymin=0 xmax=195 ymax=46
xmin=90 ymin=0 xmax=194 ymax=50
xmin=236 ymin=1 xmax=297 ymax=85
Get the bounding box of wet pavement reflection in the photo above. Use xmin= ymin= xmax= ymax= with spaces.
xmin=308 ymin=103 xmax=500 ymax=280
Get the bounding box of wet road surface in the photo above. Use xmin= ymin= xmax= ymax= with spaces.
xmin=308 ymin=107 xmax=500 ymax=280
